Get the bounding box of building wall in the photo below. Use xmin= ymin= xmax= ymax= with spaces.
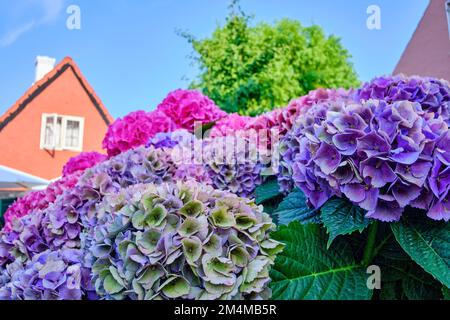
xmin=394 ymin=0 xmax=450 ymax=80
xmin=0 ymin=68 xmax=108 ymax=180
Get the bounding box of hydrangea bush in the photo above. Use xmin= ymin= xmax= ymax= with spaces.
xmin=0 ymin=146 xmax=185 ymax=298
xmin=1 ymin=76 xmax=449 ymax=301
xmin=88 ymin=181 xmax=283 ymax=300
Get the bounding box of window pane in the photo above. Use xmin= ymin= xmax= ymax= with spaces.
xmin=65 ymin=120 xmax=80 ymax=148
xmin=44 ymin=116 xmax=54 ymax=147
xmin=55 ymin=117 xmax=62 ymax=148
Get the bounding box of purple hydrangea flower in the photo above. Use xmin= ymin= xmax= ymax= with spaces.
xmin=0 ymin=248 xmax=94 ymax=300
xmin=355 ymin=75 xmax=450 ymax=123
xmin=202 ymin=136 xmax=270 ymax=198
xmin=278 ymin=98 xmax=450 ymax=222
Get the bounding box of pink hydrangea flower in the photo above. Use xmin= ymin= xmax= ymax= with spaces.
xmin=62 ymin=152 xmax=107 ymax=177
xmin=157 ymin=89 xmax=226 ymax=131
xmin=2 ymin=172 xmax=81 ymax=232
xmin=209 ymin=113 xmax=251 ymax=138
xmin=209 ymin=88 xmax=351 ymax=149
xmin=102 ymin=110 xmax=178 ymax=157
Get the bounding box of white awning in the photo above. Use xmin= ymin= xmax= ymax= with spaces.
xmin=0 ymin=165 xmax=49 ymax=191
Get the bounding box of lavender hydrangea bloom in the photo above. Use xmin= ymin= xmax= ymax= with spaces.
xmin=87 ymin=181 xmax=283 ymax=300
xmin=355 ymin=75 xmax=450 ymax=123
xmin=278 ymin=98 xmax=450 ymax=222
xmin=0 ymin=248 xmax=94 ymax=300
xmin=145 ymin=129 xmax=194 ymax=149
xmin=277 ymin=100 xmax=346 ymax=193
xmin=202 ymin=136 xmax=270 ymax=198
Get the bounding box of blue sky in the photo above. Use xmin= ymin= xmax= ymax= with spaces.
xmin=0 ymin=0 xmax=429 ymax=118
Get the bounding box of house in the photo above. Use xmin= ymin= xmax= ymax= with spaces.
xmin=0 ymin=56 xmax=113 ymax=190
xmin=394 ymin=0 xmax=450 ymax=80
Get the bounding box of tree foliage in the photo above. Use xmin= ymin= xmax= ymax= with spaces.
xmin=182 ymin=1 xmax=359 ymax=115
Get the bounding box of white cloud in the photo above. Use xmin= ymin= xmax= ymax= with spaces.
xmin=0 ymin=20 xmax=36 ymax=46
xmin=0 ymin=0 xmax=65 ymax=47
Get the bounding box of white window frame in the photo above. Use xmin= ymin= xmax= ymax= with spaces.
xmin=446 ymin=1 xmax=450 ymax=39
xmin=40 ymin=113 xmax=58 ymax=150
xmin=40 ymin=113 xmax=84 ymax=152
xmin=62 ymin=115 xmax=84 ymax=151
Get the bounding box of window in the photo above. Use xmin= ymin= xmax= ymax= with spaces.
xmin=40 ymin=114 xmax=84 ymax=151
xmin=447 ymin=1 xmax=450 ymax=39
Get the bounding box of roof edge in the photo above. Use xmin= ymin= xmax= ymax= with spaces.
xmin=0 ymin=57 xmax=114 ymax=131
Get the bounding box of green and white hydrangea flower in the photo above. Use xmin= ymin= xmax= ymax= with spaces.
xmin=86 ymin=181 xmax=284 ymax=300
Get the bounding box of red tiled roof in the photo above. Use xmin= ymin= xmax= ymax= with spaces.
xmin=0 ymin=56 xmax=114 ymax=131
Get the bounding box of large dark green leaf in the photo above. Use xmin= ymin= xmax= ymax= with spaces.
xmin=391 ymin=216 xmax=450 ymax=288
xmin=443 ymin=286 xmax=450 ymax=300
xmin=402 ymin=270 xmax=442 ymax=300
xmin=379 ymin=281 xmax=400 ymax=300
xmin=269 ymin=222 xmax=372 ymax=300
xmin=274 ymin=188 xmax=319 ymax=225
xmin=376 ymin=252 xmax=443 ymax=300
xmin=255 ymin=177 xmax=281 ymax=205
xmin=320 ymin=198 xmax=371 ymax=248
xmin=260 ymin=195 xmax=284 ymax=225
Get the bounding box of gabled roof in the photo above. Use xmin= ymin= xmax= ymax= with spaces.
xmin=0 ymin=57 xmax=114 ymax=131
xmin=394 ymin=0 xmax=450 ymax=80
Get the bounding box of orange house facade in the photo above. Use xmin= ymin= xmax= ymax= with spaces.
xmin=0 ymin=56 xmax=113 ymax=183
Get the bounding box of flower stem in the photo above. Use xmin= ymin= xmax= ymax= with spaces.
xmin=362 ymin=221 xmax=379 ymax=266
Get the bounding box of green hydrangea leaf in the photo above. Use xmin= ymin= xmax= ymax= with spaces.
xmin=402 ymin=270 xmax=443 ymax=300
xmin=274 ymin=188 xmax=319 ymax=226
xmin=260 ymin=195 xmax=284 ymax=216
xmin=443 ymin=286 xmax=450 ymax=300
xmin=378 ymin=281 xmax=399 ymax=300
xmin=269 ymin=221 xmax=372 ymax=300
xmin=391 ymin=216 xmax=450 ymax=288
xmin=320 ymin=197 xmax=371 ymax=248
xmin=376 ymin=251 xmax=443 ymax=300
xmin=255 ymin=177 xmax=281 ymax=204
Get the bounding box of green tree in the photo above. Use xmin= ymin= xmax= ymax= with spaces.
xmin=182 ymin=1 xmax=359 ymax=116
